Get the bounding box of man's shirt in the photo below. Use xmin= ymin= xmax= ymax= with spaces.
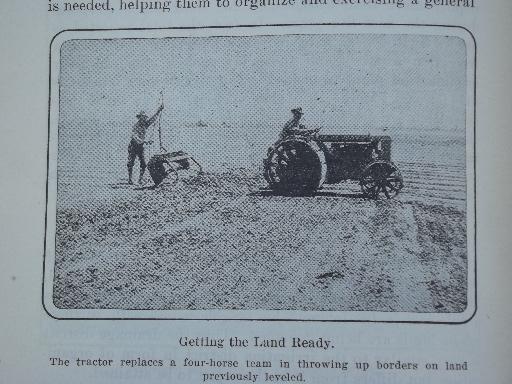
xmin=131 ymin=115 xmax=157 ymax=145
xmin=280 ymin=117 xmax=300 ymax=139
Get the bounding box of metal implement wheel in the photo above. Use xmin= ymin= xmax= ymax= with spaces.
xmin=148 ymin=155 xmax=178 ymax=187
xmin=264 ymin=138 xmax=327 ymax=195
xmin=360 ymin=161 xmax=403 ymax=199
xmin=188 ymin=157 xmax=203 ymax=174
xmin=161 ymin=163 xmax=179 ymax=185
xmin=139 ymin=170 xmax=152 ymax=186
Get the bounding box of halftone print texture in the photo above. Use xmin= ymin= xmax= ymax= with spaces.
xmin=53 ymin=33 xmax=468 ymax=312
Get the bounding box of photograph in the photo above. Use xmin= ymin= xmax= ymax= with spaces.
xmin=48 ymin=29 xmax=473 ymax=316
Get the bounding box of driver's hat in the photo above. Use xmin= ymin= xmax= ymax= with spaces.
xmin=136 ymin=111 xmax=147 ymax=119
xmin=291 ymin=107 xmax=303 ymax=115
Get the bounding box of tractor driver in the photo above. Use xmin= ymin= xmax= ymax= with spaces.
xmin=280 ymin=107 xmax=319 ymax=139
xmin=127 ymin=104 xmax=164 ymax=185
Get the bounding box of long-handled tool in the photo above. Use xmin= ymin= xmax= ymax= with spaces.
xmin=147 ymin=91 xmax=203 ymax=187
xmin=157 ymin=90 xmax=167 ymax=153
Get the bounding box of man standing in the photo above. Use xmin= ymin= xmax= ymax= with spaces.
xmin=127 ymin=104 xmax=164 ymax=184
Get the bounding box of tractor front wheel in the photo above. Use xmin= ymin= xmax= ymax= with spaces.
xmin=360 ymin=161 xmax=403 ymax=199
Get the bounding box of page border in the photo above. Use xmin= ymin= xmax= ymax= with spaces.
xmin=42 ymin=23 xmax=477 ymax=324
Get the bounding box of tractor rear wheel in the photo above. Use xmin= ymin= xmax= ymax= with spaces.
xmin=264 ymin=138 xmax=327 ymax=195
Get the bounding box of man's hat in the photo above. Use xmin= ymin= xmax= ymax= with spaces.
xmin=291 ymin=107 xmax=303 ymax=115
xmin=136 ymin=111 xmax=147 ymax=119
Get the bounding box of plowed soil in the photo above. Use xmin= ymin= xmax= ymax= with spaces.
xmin=53 ymin=163 xmax=468 ymax=313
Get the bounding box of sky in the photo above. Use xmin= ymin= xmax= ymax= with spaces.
xmin=58 ymin=33 xmax=467 ymax=134
xmin=56 ymin=33 xmax=468 ymax=176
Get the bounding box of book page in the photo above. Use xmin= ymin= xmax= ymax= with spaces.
xmin=1 ymin=1 xmax=511 ymax=383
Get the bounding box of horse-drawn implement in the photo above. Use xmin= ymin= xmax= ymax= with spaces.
xmin=263 ymin=130 xmax=403 ymax=198
xmin=147 ymin=150 xmax=202 ymax=187
xmin=144 ymin=92 xmax=202 ymax=187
